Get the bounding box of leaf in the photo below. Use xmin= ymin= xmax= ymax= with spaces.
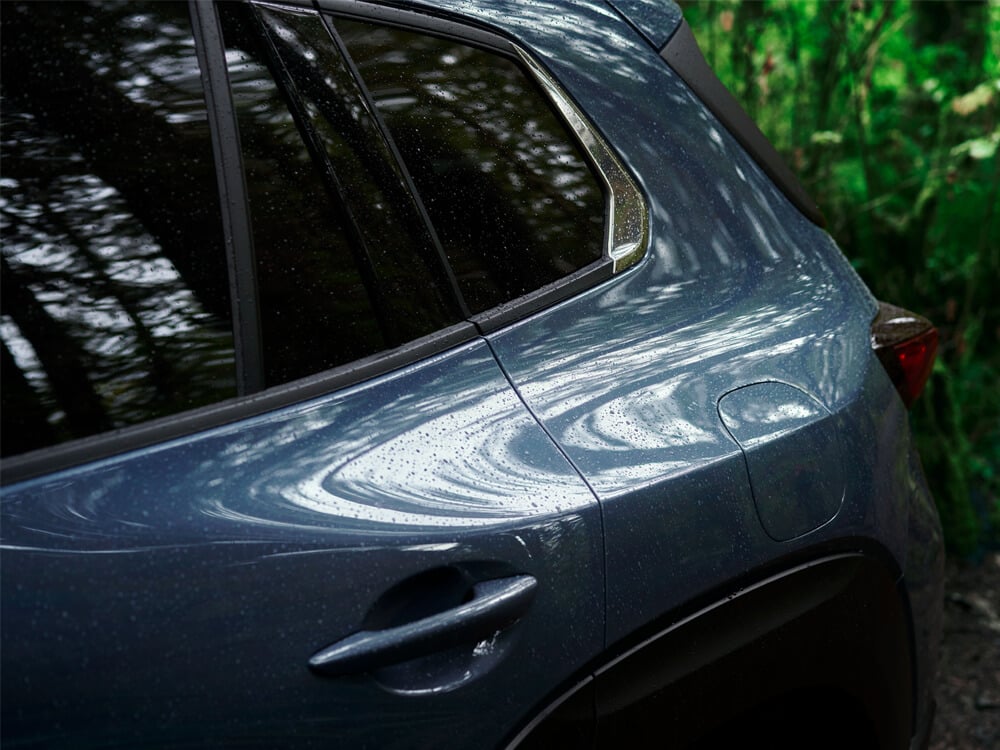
xmin=951 ymin=81 xmax=997 ymax=116
xmin=810 ymin=130 xmax=844 ymax=145
xmin=969 ymin=137 xmax=999 ymax=160
xmin=951 ymin=130 xmax=1000 ymax=161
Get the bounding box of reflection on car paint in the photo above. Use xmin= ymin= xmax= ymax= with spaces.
xmin=1 ymin=1 xmax=943 ymax=746
xmin=3 ymin=341 xmax=595 ymax=547
xmin=719 ymin=382 xmax=845 ymax=541
xmin=2 ymin=337 xmax=606 ymax=745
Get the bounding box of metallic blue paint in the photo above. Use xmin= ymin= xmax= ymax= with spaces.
xmin=411 ymin=1 xmax=940 ymax=735
xmin=1 ymin=1 xmax=943 ymax=747
xmin=719 ymin=382 xmax=845 ymax=541
xmin=604 ymin=0 xmax=684 ymax=49
xmin=2 ymin=341 xmax=604 ymax=746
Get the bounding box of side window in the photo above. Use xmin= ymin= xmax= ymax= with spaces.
xmin=0 ymin=1 xmax=613 ymax=465
xmin=332 ymin=19 xmax=607 ymax=314
xmin=0 ymin=1 xmax=237 ymax=457
xmin=217 ymin=4 xmax=464 ymax=387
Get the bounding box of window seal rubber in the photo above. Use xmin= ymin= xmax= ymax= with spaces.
xmin=0 ymin=321 xmax=480 ymax=486
xmin=317 ymin=7 xmax=473 ymax=319
xmin=244 ymin=2 xmax=412 ymax=348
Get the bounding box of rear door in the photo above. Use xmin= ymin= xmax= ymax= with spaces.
xmin=1 ymin=2 xmax=604 ymax=746
xmin=2 ymin=341 xmax=603 ymax=748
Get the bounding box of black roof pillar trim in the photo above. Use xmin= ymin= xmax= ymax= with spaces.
xmin=189 ymin=0 xmax=266 ymax=394
xmin=661 ymin=20 xmax=826 ymax=228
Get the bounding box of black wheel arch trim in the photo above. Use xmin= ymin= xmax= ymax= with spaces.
xmin=508 ymin=542 xmax=919 ymax=749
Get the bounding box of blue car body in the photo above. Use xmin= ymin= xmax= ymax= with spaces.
xmin=1 ymin=0 xmax=943 ymax=747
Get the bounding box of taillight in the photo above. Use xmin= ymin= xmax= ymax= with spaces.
xmin=870 ymin=301 xmax=938 ymax=408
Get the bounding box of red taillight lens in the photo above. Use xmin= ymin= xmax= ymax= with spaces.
xmin=871 ymin=301 xmax=938 ymax=408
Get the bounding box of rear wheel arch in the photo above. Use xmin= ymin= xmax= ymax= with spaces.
xmin=511 ymin=550 xmax=916 ymax=749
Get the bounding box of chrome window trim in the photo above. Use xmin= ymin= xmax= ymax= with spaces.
xmin=513 ymin=45 xmax=649 ymax=273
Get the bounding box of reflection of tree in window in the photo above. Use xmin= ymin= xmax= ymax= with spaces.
xmin=0 ymin=2 xmax=236 ymax=456
xmin=217 ymin=3 xmax=462 ymax=386
xmin=336 ymin=21 xmax=606 ymax=313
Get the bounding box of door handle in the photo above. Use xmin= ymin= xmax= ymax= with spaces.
xmin=308 ymin=575 xmax=537 ymax=677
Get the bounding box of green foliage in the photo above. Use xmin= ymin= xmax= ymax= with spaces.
xmin=681 ymin=0 xmax=1000 ymax=557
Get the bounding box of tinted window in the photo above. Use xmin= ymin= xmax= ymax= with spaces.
xmin=0 ymin=3 xmax=610 ymax=463
xmin=0 ymin=1 xmax=236 ymax=457
xmin=218 ymin=4 xmax=464 ymax=386
xmin=334 ymin=20 xmax=607 ymax=313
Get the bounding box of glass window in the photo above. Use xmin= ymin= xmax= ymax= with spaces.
xmin=218 ymin=4 xmax=463 ymax=387
xmin=0 ymin=1 xmax=237 ymax=457
xmin=334 ymin=20 xmax=607 ymax=313
xmin=0 ymin=3 xmax=610 ymax=461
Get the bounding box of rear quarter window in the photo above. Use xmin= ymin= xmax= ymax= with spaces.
xmin=333 ymin=19 xmax=607 ymax=313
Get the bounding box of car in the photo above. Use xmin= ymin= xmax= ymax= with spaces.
xmin=1 ymin=0 xmax=943 ymax=747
